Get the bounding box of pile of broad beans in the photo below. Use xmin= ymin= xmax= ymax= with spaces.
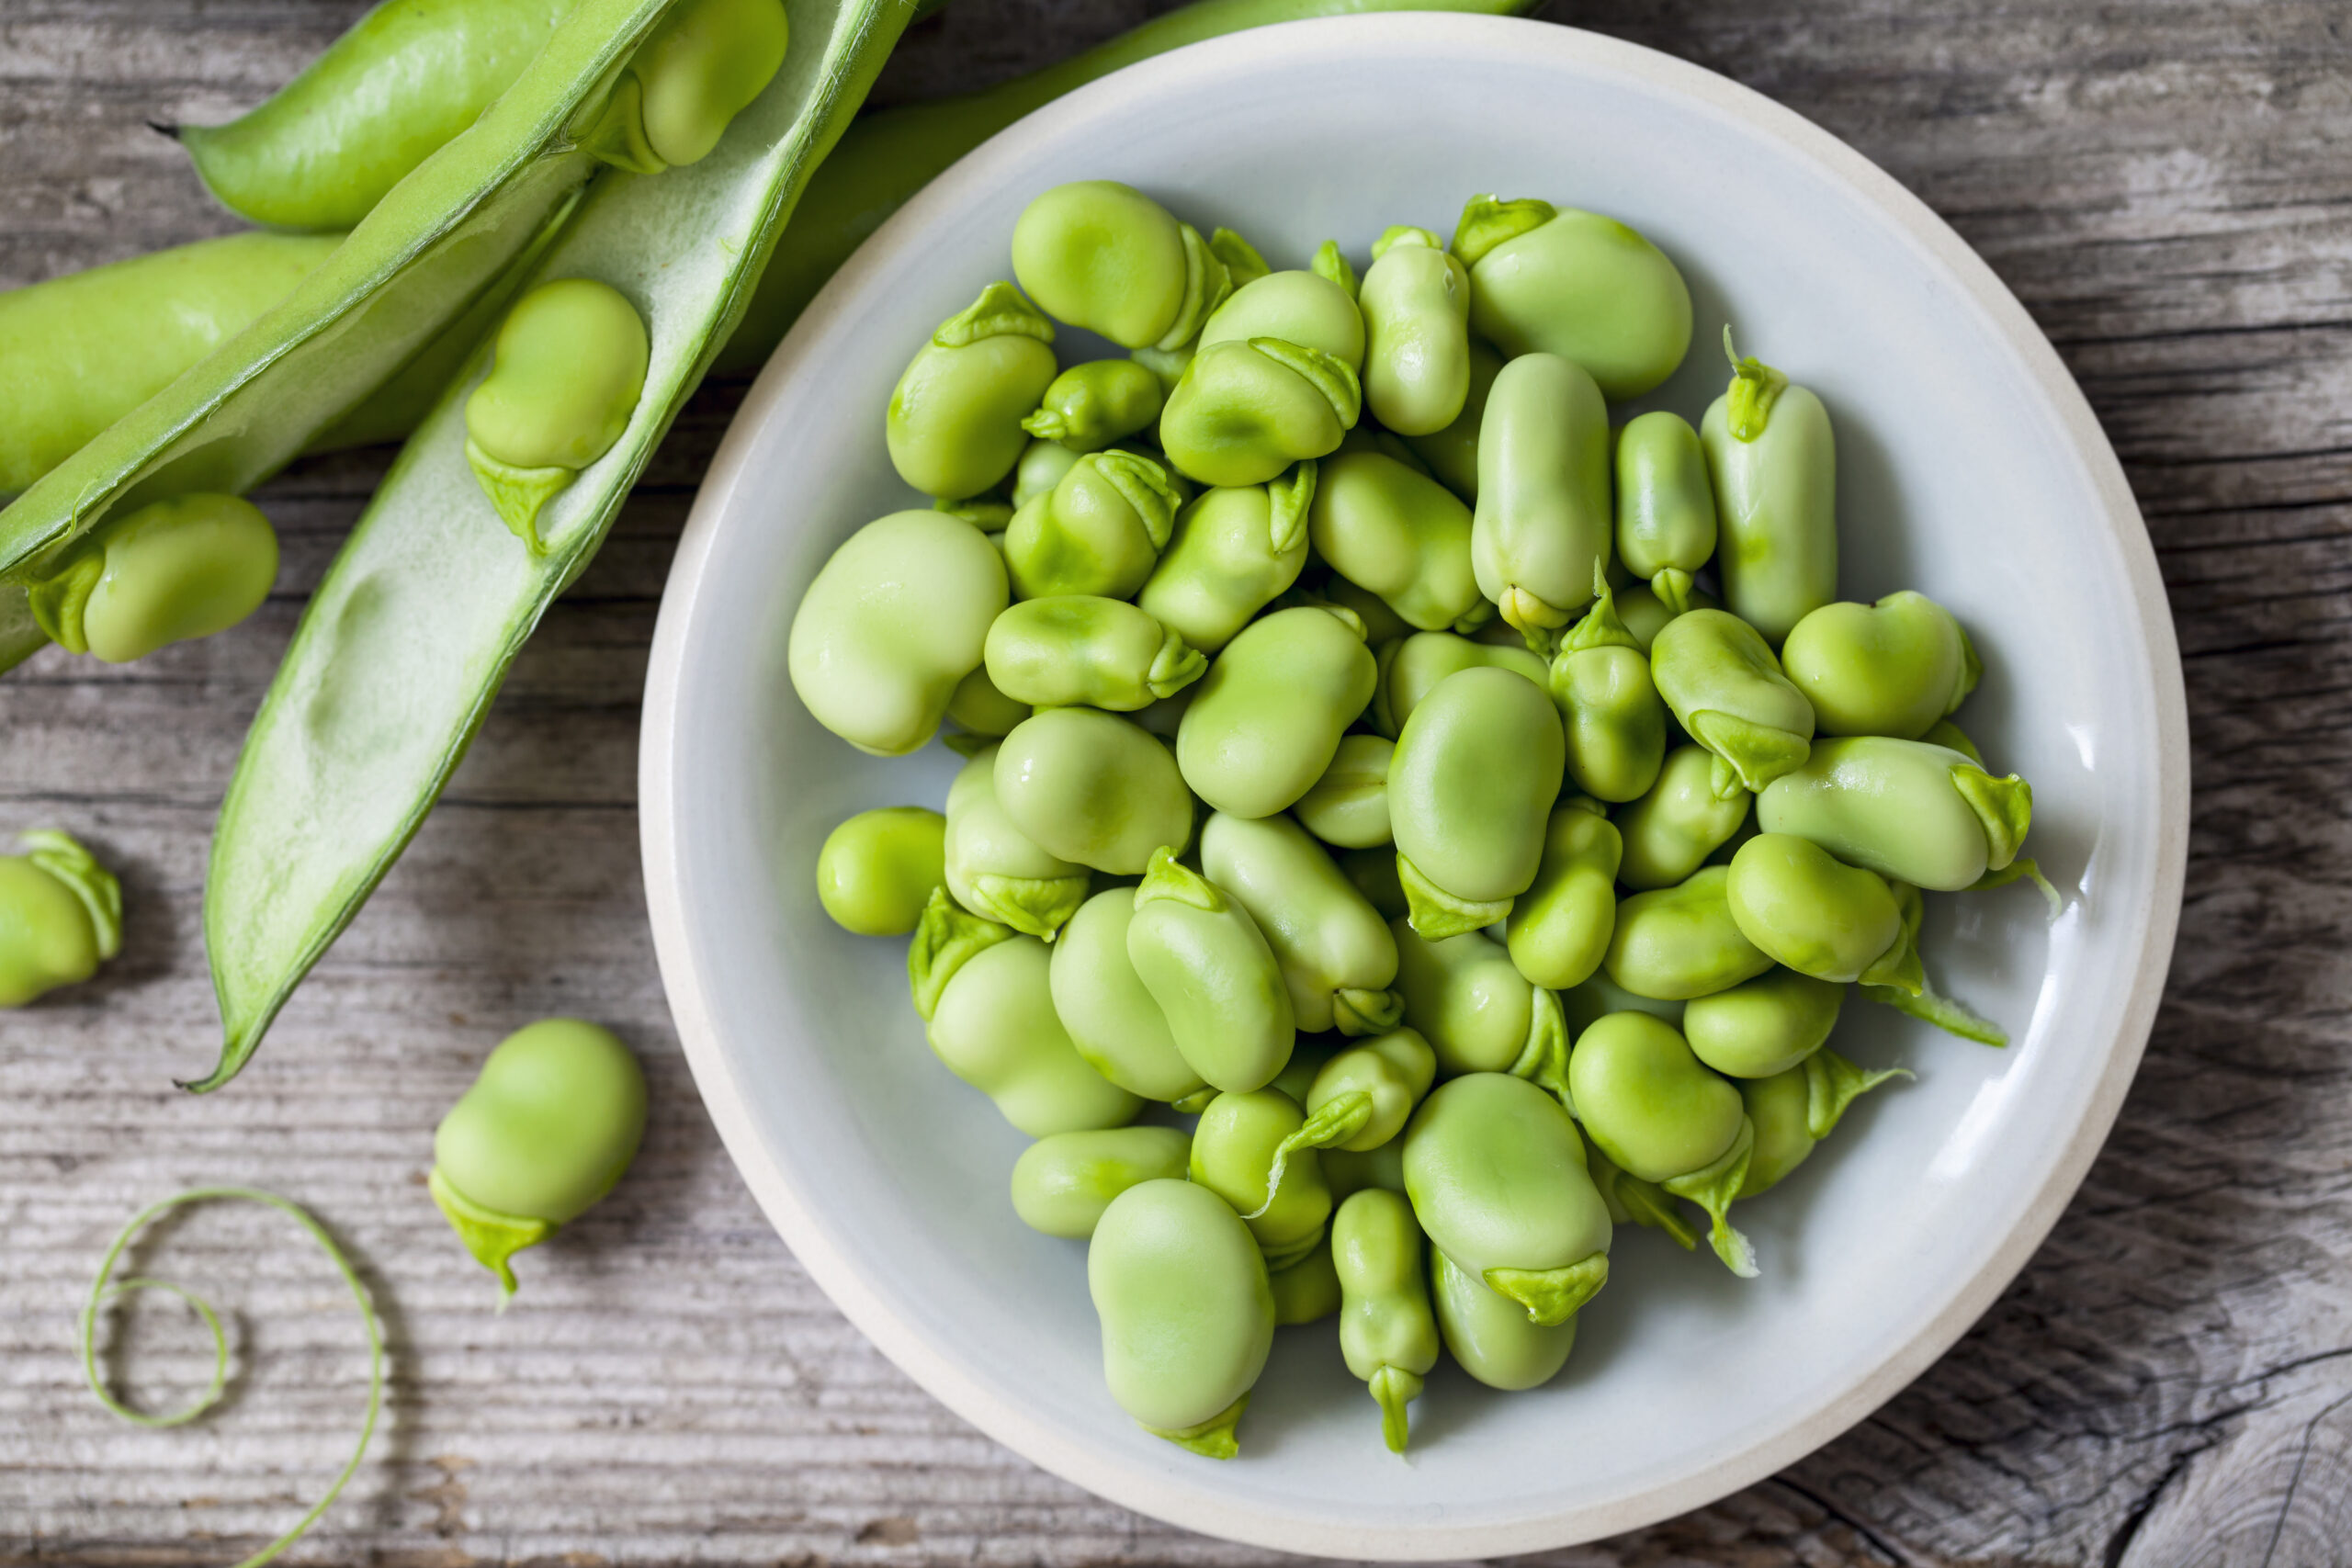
xmin=792 ymin=178 xmax=2049 ymax=1459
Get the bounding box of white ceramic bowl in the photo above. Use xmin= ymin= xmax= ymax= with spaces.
xmin=641 ymin=15 xmax=2187 ymax=1557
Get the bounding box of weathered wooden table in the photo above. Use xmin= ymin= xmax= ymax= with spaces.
xmin=4 ymin=1 xmax=2345 ymax=1562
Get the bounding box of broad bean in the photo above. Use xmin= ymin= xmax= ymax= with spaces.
xmin=1402 ymin=337 xmax=1503 ymax=501
xmin=1324 ymin=1135 xmax=1408 ymax=1201
xmin=1294 ymin=734 xmax=1394 ymax=849
xmin=1125 ymin=848 xmax=1296 ymax=1093
xmin=944 ymin=744 xmax=1088 ymax=938
xmin=26 ymin=494 xmax=278 ymax=663
xmin=1923 ymin=716 xmax=1985 ymax=767
xmin=1739 ymin=1048 xmax=1909 ymax=1197
xmin=887 ymin=282 xmax=1060 ymax=502
xmin=1725 ymin=833 xmax=1920 ymax=988
xmin=0 ymin=830 xmax=122 ymax=1007
xmin=1341 ymin=846 xmax=1408 ymax=921
xmin=1548 ymin=570 xmax=1668 ymax=802
xmin=1503 ymin=799 xmax=1621 ymax=990
xmin=994 ymin=708 xmax=1194 ymax=874
xmin=1683 ymin=966 xmax=1845 ymax=1079
xmin=1310 ymin=574 xmax=1415 ymax=647
xmin=1192 ymin=1089 xmax=1335 ymax=1267
xmin=1198 ymin=270 xmax=1367 ymax=368
xmin=984 ymin=596 xmax=1204 ymax=712
xmin=1012 ymin=435 xmax=1082 ymax=505
xmin=464 ymin=278 xmax=650 ymax=549
xmin=1650 ymin=608 xmax=1816 ymax=795
xmin=1135 ymin=465 xmax=1316 ymax=652
xmin=1002 ymin=448 xmax=1182 ymax=600
xmin=1614 ymin=410 xmax=1716 ymax=615
xmin=1453 ymin=196 xmax=1691 ymax=400
xmin=1603 ymin=864 xmax=1775 ymax=999
xmin=1566 ymin=1010 xmax=1756 ymax=1275
xmin=1393 ymin=919 xmax=1572 ymax=1102
xmin=1159 ymin=337 xmax=1360 ymax=487
xmin=1178 ymin=605 xmax=1376 ymax=818
xmin=1700 ymin=333 xmax=1838 ymax=643
xmin=1308 ymin=451 xmax=1485 ymax=632
xmin=1201 ymin=812 xmax=1401 ymax=1033
xmin=1013 ymin=181 xmax=1230 ymax=351
xmin=1021 ymin=358 xmax=1165 ymax=452
xmin=1430 ymin=1244 xmax=1577 ymax=1390
xmin=1781 ymin=592 xmax=1979 ymax=739
xmin=944 ymin=663 xmax=1031 ymax=739
xmin=815 ymin=807 xmax=944 ymax=936
xmin=1471 ymin=352 xmax=1611 ymax=633
xmin=1358 ymin=226 xmax=1471 ymax=436
xmin=582 ymin=0 xmax=790 ymax=172
xmin=1758 ymin=735 xmax=2031 ymax=890
xmin=1388 ymin=665 xmax=1564 ymax=938
xmin=1049 ymin=888 xmax=1209 ymax=1104
xmin=1371 ymin=630 xmax=1547 ymax=737
xmin=1561 ymin=971 xmax=1685 ymax=1035
xmin=1333 ymin=1189 xmax=1440 ymax=1452
xmin=1270 ymin=1235 xmax=1343 ymax=1325
xmin=1616 ymin=743 xmax=1754 ymax=891
xmin=1012 ymin=1125 xmax=1191 ymax=1237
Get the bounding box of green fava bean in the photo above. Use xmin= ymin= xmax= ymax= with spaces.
xmin=1135 ymin=465 xmax=1315 ymax=653
xmin=1199 ymin=269 xmax=1368 ymax=368
xmin=1562 ymin=971 xmax=1686 ymax=1034
xmin=1738 ymin=1047 xmax=1910 ymax=1196
xmin=1650 ymin=608 xmax=1817 ymax=795
xmin=1159 ymin=337 xmax=1361 ymax=489
xmin=1049 ymin=889 xmax=1208 ymax=1104
xmin=430 ymin=1018 xmax=646 ymax=1301
xmin=1325 ymin=1134 xmax=1407 ymax=1201
xmin=789 ymin=511 xmax=1006 ymax=756
xmin=1371 ymin=630 xmax=1547 ymax=737
xmin=1013 ymin=181 xmax=1230 ymax=352
xmin=1192 ymin=1089 xmax=1335 ymax=1267
xmin=1271 ymin=1033 xmax=1344 ymax=1107
xmin=1685 ymin=966 xmax=1845 ymax=1079
xmin=1011 ymin=1125 xmax=1191 ymax=1238
xmin=1003 ymin=448 xmax=1182 ymax=601
xmin=1087 ymin=1179 xmax=1273 ymax=1457
xmin=1758 ymin=735 xmax=2031 ymax=890
xmin=1566 ymin=1010 xmax=1757 ymax=1275
xmin=1270 ymin=1235 xmax=1342 ymax=1325
xmin=1618 ymin=743 xmax=1753 ymax=890
xmin=1923 ymin=717 xmax=1985 ymax=767
xmin=815 ymin=807 xmax=944 ymax=936
xmin=1202 ymin=812 xmax=1401 ymax=1034
xmin=995 ymin=708 xmax=1193 ymax=875
xmin=945 ymin=663 xmax=1030 ymax=739
xmin=1021 ymin=358 xmax=1165 ymax=453
xmin=1308 ymin=451 xmax=1485 ymax=633
xmin=984 ymin=596 xmax=1204 ymax=712
xmin=1504 ymin=799 xmax=1621 ymax=991
xmin=1725 ymin=833 xmax=1920 ymax=988
xmin=1403 ymin=1073 xmax=1611 ymax=1324
xmin=581 ymin=0 xmax=790 ymax=172
xmin=1453 ymin=196 xmax=1693 ymax=400
xmin=1548 ymin=571 xmax=1668 ymax=803
xmin=1012 ymin=436 xmax=1082 ymax=506
xmin=1392 ymin=919 xmax=1572 ymax=1103
xmin=1332 ymin=1188 xmax=1441 ymax=1452
xmin=1306 ymin=573 xmax=1415 ymax=647
xmin=1614 ymin=410 xmax=1717 ymax=615
xmin=1472 ymin=352 xmax=1611 ymax=633
xmin=1342 ymin=847 xmax=1409 ymax=921
xmin=1125 ymin=849 xmax=1296 ymax=1093
xmin=907 ymin=891 xmax=1141 ymax=1135
xmin=26 ymin=494 xmax=277 ymax=664
xmin=1388 ymin=665 xmax=1565 ymax=938
xmin=464 ymin=278 xmax=650 ymax=551
xmin=1295 ymin=735 xmax=1395 ymax=850
xmin=1701 ymin=333 xmax=1838 ymax=643
xmin=0 ymin=830 xmax=122 ymax=1007
xmin=1401 ymin=337 xmax=1503 ymax=502
xmin=1604 ymin=864 xmax=1774 ymax=1000
xmin=1359 ymin=227 xmax=1472 ymax=437
xmin=1781 ymin=592 xmax=1980 ymax=739
xmin=887 ymin=282 xmax=1060 ymax=502
xmin=944 ymin=745 xmax=1087 ymax=939
xmin=1430 ymin=1244 xmax=1577 ymax=1391
xmin=1178 ymin=605 xmax=1376 ymax=818
xmin=1306 ymin=1028 xmax=1438 ymax=1158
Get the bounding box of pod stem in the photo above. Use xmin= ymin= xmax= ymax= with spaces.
xmin=429 ymin=1167 xmax=554 ymax=1306
xmin=961 ymin=871 xmax=1086 ymax=941
xmin=906 ymin=887 xmax=1015 ymax=1019
xmin=1396 ymin=852 xmax=1513 ymax=942
xmin=1484 ymin=1251 xmax=1608 ymax=1326
xmin=1370 ymin=1365 xmax=1424 ymax=1454
xmin=1208 ymin=227 xmax=1270 ymax=288
xmin=1803 ymin=1048 xmax=1912 ymax=1140
xmin=1331 ymin=986 xmax=1404 ymax=1037
xmin=933 ymin=279 xmax=1057 ymax=348
xmin=1266 ymin=460 xmax=1318 ymax=554
xmin=1311 ymin=240 xmax=1359 ymax=299
xmin=1146 ymin=627 xmax=1208 ymax=701
xmin=1557 ymin=560 xmax=1638 ymax=656
xmin=1688 ymin=710 xmax=1810 ymax=796
xmin=1371 ymin=224 xmax=1442 ymax=260
xmin=1158 ymin=222 xmax=1234 ymax=352
xmin=1133 ymin=845 xmax=1226 ymax=913
xmin=1250 ymin=335 xmax=1363 ymax=429
xmin=1972 ymin=855 xmax=2064 ymax=916
xmin=22 ymin=829 xmax=124 ymax=959
xmin=1721 ymin=327 xmax=1789 ymax=442
xmin=465 ymin=439 xmax=574 ymax=553
xmin=1249 ymin=1091 xmax=1372 ymax=1219
xmin=1139 ymin=1392 xmax=1250 ymax=1460
xmin=1617 ymin=1172 xmax=1701 ymax=1251
xmin=1651 ymin=567 xmax=1696 ymax=619
xmin=1449 ymin=193 xmax=1555 ymax=267
xmin=1090 ymin=449 xmax=1181 ymax=549
xmin=1507 ymin=985 xmax=1574 ymax=1116
xmin=1662 ymin=1120 xmax=1759 ymax=1278
xmin=1952 ymin=763 xmax=2034 ymax=872
xmin=1862 ymin=976 xmax=2009 ymax=1046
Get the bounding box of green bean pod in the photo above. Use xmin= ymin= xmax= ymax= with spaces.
xmin=983 ymin=596 xmax=1204 ymax=712
xmin=943 ymin=744 xmax=1088 ymax=939
xmin=1650 ymin=608 xmax=1817 ymax=795
xmin=1781 ymin=592 xmax=1979 ymax=739
xmin=1614 ymin=410 xmax=1717 ymax=615
xmin=464 ymin=277 xmax=650 ymax=549
xmin=1012 ymin=181 xmax=1231 ymax=351
xmin=1700 ymin=333 xmax=1838 ymax=643
xmin=1011 ymin=1125 xmax=1192 ymax=1238
xmin=0 ymin=830 xmax=122 ymax=1008
xmin=1307 ymin=451 xmax=1485 ymax=633
xmin=1603 ymin=864 xmax=1775 ymax=1000
xmin=1370 ymin=629 xmax=1548 ymax=737
xmin=888 ymin=282 xmax=1061 ymax=502
xmin=907 ymin=891 xmax=1141 ymax=1136
xmin=1402 ymin=1073 xmax=1611 ymax=1325
xmin=24 ymin=494 xmax=278 ymax=664
xmin=1198 ymin=270 xmax=1367 ymax=368
xmin=1739 ymin=1048 xmax=1910 ymax=1196
xmin=1048 ymin=888 xmax=1209 ymax=1105
xmin=1392 ymin=919 xmax=1572 ymax=1104
xmin=1471 ymin=352 xmax=1611 ymax=633
xmin=1401 ymin=337 xmax=1503 ymax=502
xmin=1201 ymin=812 xmax=1401 ymax=1034
xmin=1125 ymin=848 xmax=1296 ymax=1093
xmin=994 ymin=708 xmax=1194 ymax=875
xmin=815 ymin=807 xmax=944 ymax=937
xmin=1387 ymin=665 xmax=1565 ymax=938
xmin=1758 ymin=735 xmax=2031 ymax=890
xmin=1002 ymin=448 xmax=1182 ymax=601
xmin=1294 ymin=734 xmax=1395 ymax=849
xmin=1332 ymin=1189 xmax=1440 ymax=1453
xmin=1453 ymin=196 xmax=1692 ymax=400
xmin=1159 ymin=337 xmax=1361 ymax=488
xmin=1358 ymin=226 xmax=1472 ymax=436
xmin=1547 ymin=570 xmax=1668 ymax=803
xmin=1430 ymin=1244 xmax=1577 ymax=1391
xmin=1566 ymin=1010 xmax=1756 ymax=1275
xmin=1020 ymin=358 xmax=1166 ymax=452
xmin=1683 ymin=967 xmax=1845 ymax=1079
xmin=1192 ymin=1089 xmax=1336 ymax=1267
xmin=1616 ymin=743 xmax=1754 ymax=891
xmin=1270 ymin=1235 xmax=1343 ymax=1325
xmin=1724 ymin=834 xmax=1921 ymax=989
xmin=1504 ymin=799 xmax=1621 ymax=991
xmin=1135 ymin=464 xmax=1315 ymax=652
xmin=1177 ymin=605 xmax=1376 ymax=818
xmin=788 ymin=510 xmax=1007 ymax=756
xmin=577 ymin=0 xmax=792 ymax=173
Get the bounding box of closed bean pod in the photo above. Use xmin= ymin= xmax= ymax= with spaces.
xmin=1402 ymin=337 xmax=1503 ymax=502
xmin=1758 ymin=735 xmax=2031 ymax=890
xmin=943 ymin=744 xmax=1088 ymax=939
xmin=1202 ymin=812 xmax=1401 ymax=1034
xmin=1178 ymin=605 xmax=1376 ymax=818
xmin=1725 ymin=833 xmax=1921 ymax=989
xmin=1650 ymin=607 xmax=1816 ymax=795
xmin=1603 ymin=864 xmax=1775 ymax=1000
xmin=1002 ymin=448 xmax=1182 ymax=600
xmin=1358 ymin=226 xmax=1471 ymax=436
xmin=1684 ymin=966 xmax=1845 ymax=1079
xmin=1739 ymin=1047 xmax=1910 ymax=1196
xmin=1566 ymin=1010 xmax=1756 ymax=1275
xmin=1136 ymin=464 xmax=1316 ymax=652
xmin=1021 ymin=358 xmax=1165 ymax=452
xmin=0 ymin=829 xmax=122 ymax=1008
xmin=788 ymin=510 xmax=1006 ymax=756
xmin=1048 ymin=888 xmax=1209 ymax=1105
xmin=887 ymin=282 xmax=1060 ymax=502
xmin=1700 ymin=333 xmax=1838 ymax=643
xmin=1393 ymin=919 xmax=1572 ymax=1103
xmin=1333 ymin=1188 xmax=1441 ymax=1452
xmin=1270 ymin=1236 xmax=1343 ymax=1325
xmin=984 ymin=595 xmax=1204 ymax=712
xmin=1371 ymin=630 xmax=1548 ymax=737
xmin=1192 ymin=1089 xmax=1335 ymax=1268
xmin=1504 ymin=798 xmax=1621 ymax=991
xmin=1125 ymin=848 xmax=1296 ymax=1093
xmin=1198 ymin=269 xmax=1368 ymax=369
xmin=1453 ymin=196 xmax=1692 ymax=400
xmin=1547 ymin=570 xmax=1668 ymax=803
xmin=815 ymin=806 xmax=944 ymax=936
xmin=1781 ymin=591 xmax=1979 ymax=739
xmin=1013 ymin=181 xmax=1230 ymax=351
xmin=1430 ymin=1244 xmax=1577 ymax=1391
xmin=1614 ymin=410 xmax=1717 ymax=615
xmin=1472 ymin=352 xmax=1611 ymax=632
xmin=1294 ymin=734 xmax=1395 ymax=849
xmin=26 ymin=494 xmax=278 ymax=664
xmin=1616 ymin=743 xmax=1754 ymax=891
xmin=1159 ymin=337 xmax=1361 ymax=488
xmin=579 ymin=0 xmax=790 ymax=172
xmin=995 ymin=707 xmax=1194 ymax=875
xmin=1388 ymin=665 xmax=1565 ymax=938
xmin=465 ymin=278 xmax=650 ymax=550
xmin=1012 ymin=1125 xmax=1192 ymax=1238
xmin=1308 ymin=451 xmax=1485 ymax=632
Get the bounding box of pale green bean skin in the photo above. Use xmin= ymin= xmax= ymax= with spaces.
xmin=1758 ymin=735 xmax=2031 ymax=890
xmin=1270 ymin=1236 xmax=1342 ymax=1325
xmin=1178 ymin=605 xmax=1376 ymax=818
xmin=1294 ymin=734 xmax=1394 ymax=849
xmin=1192 ymin=1089 xmax=1335 ymax=1267
xmin=1306 ymin=1028 xmax=1437 ymax=1151
xmin=1392 ymin=919 xmax=1571 ymax=1098
xmin=1332 ymin=1188 xmax=1440 ymax=1452
xmin=1614 ymin=410 xmax=1716 ymax=614
xmin=1738 ymin=1048 xmax=1909 ymax=1197
xmin=1325 ymin=1135 xmax=1407 ymax=1201
xmin=945 ymin=663 xmax=1030 ymax=738
xmin=1472 ymin=352 xmax=1611 ymax=633
xmin=788 ymin=510 xmax=1006 ymax=756
xmin=1701 ymin=344 xmax=1838 ymax=643
xmin=1549 ymin=578 xmax=1668 ymax=803
xmin=983 ymin=595 xmax=1203 ymax=712
xmin=1049 ymin=888 xmax=1207 ymax=1104
xmin=1617 ymin=743 xmax=1753 ymax=891
xmin=1504 ymin=799 xmax=1621 ymax=991
xmin=1312 ymin=574 xmax=1413 ymax=647
xmin=815 ymin=807 xmax=944 ymax=936
xmin=1371 ymin=630 xmax=1547 ymax=737
xmin=26 ymin=494 xmax=278 ymax=663
xmin=1561 ymin=971 xmax=1686 ymax=1035
xmin=1603 ymin=864 xmax=1774 ymax=1000
xmin=1012 ymin=1126 xmax=1191 ymax=1238
xmin=464 ymin=278 xmax=650 ymax=548
xmin=1388 ymin=666 xmax=1565 ymax=938
xmin=887 ymin=282 xmax=1060 ymax=502
xmin=1021 ymin=358 xmax=1165 ymax=452
xmin=577 ymin=0 xmax=790 ymax=171
xmin=1566 ymin=1010 xmax=1756 ymax=1275
xmin=1781 ymin=592 xmax=1976 ymax=739
xmin=1159 ymin=337 xmax=1360 ymax=488
xmin=0 ymin=830 xmax=121 ymax=1008
xmin=994 ymin=708 xmax=1193 ymax=875
xmin=1923 ymin=716 xmax=1985 ymax=767
xmin=1202 ymin=812 xmax=1401 ymax=1034
xmin=944 ymin=744 xmax=1088 ymax=939
xmin=1403 ymin=337 xmax=1503 ymax=501
xmin=1359 ymin=227 xmax=1471 ymax=436
xmin=1343 ymin=847 xmax=1409 ymax=922
xmin=1430 ymin=1245 xmax=1577 ymax=1391
xmin=1684 ymin=967 xmax=1844 ymax=1079
xmin=1650 ymin=608 xmax=1816 ymax=795
xmin=1455 ymin=198 xmax=1692 ymax=400
xmin=1125 ymin=848 xmax=1296 ymax=1093
xmin=1614 ymin=580 xmax=1720 ymax=652
xmin=1725 ymin=833 xmax=1916 ymax=987
xmin=1136 ymin=467 xmax=1315 ymax=653
xmin=1003 ymin=448 xmax=1182 ymax=601
xmin=1199 ymin=270 xmax=1367 ymax=369
xmin=1308 ymin=451 xmax=1484 ymax=632
xmin=1012 ymin=436 xmax=1082 ymax=505
xmin=1013 ymin=181 xmax=1227 ymax=351
xmin=1402 ymin=1073 xmax=1611 ymax=1325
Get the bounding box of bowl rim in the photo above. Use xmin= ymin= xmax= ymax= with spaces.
xmin=641 ymin=13 xmax=2188 ymax=1556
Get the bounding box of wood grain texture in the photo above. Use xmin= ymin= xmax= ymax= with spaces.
xmin=2 ymin=0 xmax=2346 ymax=1563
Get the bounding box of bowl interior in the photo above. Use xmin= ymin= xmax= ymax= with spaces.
xmin=643 ymin=16 xmax=2183 ymax=1557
